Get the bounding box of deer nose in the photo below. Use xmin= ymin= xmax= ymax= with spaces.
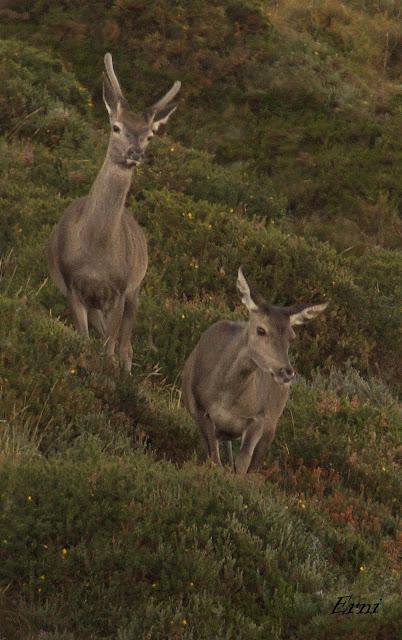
xmin=278 ymin=367 xmax=295 ymax=383
xmin=127 ymin=147 xmax=143 ymax=162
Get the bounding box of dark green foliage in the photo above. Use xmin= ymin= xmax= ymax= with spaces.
xmin=0 ymin=39 xmax=91 ymax=144
xmin=0 ymin=453 xmax=400 ymax=639
xmin=0 ymin=5 xmax=401 ymax=639
xmin=3 ymin=0 xmax=402 ymax=242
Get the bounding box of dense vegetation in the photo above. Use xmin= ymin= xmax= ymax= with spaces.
xmin=0 ymin=2 xmax=401 ymax=638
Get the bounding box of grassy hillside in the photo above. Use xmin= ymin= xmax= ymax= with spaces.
xmin=0 ymin=2 xmax=401 ymax=638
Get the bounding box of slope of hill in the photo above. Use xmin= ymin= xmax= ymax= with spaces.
xmin=0 ymin=3 xmax=401 ymax=638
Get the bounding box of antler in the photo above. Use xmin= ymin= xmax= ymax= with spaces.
xmin=150 ymin=81 xmax=181 ymax=113
xmin=104 ymin=53 xmax=125 ymax=100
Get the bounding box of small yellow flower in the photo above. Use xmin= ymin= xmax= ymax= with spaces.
xmin=187 ymin=212 xmax=193 ymax=220
xmin=181 ymin=619 xmax=188 ymax=626
xmin=69 ymin=368 xmax=76 ymax=375
xmin=170 ymin=146 xmax=175 ymax=152
xmin=27 ymin=495 xmax=32 ymax=502
xmin=359 ymin=565 xmax=365 ymax=572
xmin=38 ymin=587 xmax=42 ymax=593
xmin=43 ymin=544 xmax=48 ymax=550
xmin=152 ymin=582 xmax=157 ymax=588
xmin=207 ymin=223 xmax=212 ymax=229
xmin=189 ymin=582 xmax=194 ymax=587
xmin=40 ymin=575 xmax=46 ymax=581
xmin=181 ymin=314 xmax=185 ymax=319
xmin=381 ymin=466 xmax=386 ymax=472
xmin=61 ymin=548 xmax=68 ymax=557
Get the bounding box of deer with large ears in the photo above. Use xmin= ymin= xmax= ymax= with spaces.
xmin=47 ymin=53 xmax=181 ymax=371
xmin=181 ymin=268 xmax=328 ymax=474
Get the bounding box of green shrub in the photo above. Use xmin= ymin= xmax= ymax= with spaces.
xmin=0 ymin=39 xmax=91 ymax=145
xmin=0 ymin=25 xmax=400 ymax=640
xmin=0 ymin=451 xmax=400 ymax=639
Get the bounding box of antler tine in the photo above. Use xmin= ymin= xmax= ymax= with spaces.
xmin=104 ymin=52 xmax=124 ymax=99
xmin=151 ymin=80 xmax=181 ymax=112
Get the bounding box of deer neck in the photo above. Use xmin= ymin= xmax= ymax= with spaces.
xmin=226 ymin=329 xmax=259 ymax=387
xmin=81 ymin=153 xmax=134 ymax=236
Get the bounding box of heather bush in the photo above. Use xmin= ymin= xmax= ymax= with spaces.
xmin=0 ymin=11 xmax=401 ymax=639
xmin=0 ymin=451 xmax=400 ymax=639
xmin=0 ymin=39 xmax=91 ymax=145
xmin=3 ymin=0 xmax=402 ymax=239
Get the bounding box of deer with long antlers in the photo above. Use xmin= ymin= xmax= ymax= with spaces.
xmin=47 ymin=53 xmax=181 ymax=371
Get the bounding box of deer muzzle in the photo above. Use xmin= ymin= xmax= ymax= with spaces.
xmin=277 ymin=367 xmax=295 ymax=384
xmin=126 ymin=147 xmax=144 ymax=165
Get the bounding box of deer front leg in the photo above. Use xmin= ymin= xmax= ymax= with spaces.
xmin=67 ymin=288 xmax=89 ymax=337
xmin=235 ymin=419 xmax=264 ymax=475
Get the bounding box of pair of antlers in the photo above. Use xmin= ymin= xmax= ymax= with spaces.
xmin=103 ymin=52 xmax=181 ymax=117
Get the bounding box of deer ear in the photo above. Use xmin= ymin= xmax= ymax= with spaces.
xmin=289 ymin=302 xmax=329 ymax=326
xmin=150 ymin=103 xmax=178 ymax=132
xmin=237 ymin=267 xmax=259 ymax=312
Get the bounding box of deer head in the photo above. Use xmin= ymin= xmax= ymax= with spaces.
xmin=102 ymin=52 xmax=181 ymax=167
xmin=237 ymin=268 xmax=328 ymax=385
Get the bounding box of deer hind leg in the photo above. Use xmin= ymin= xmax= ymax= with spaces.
xmin=104 ymin=296 xmax=125 ymax=363
xmin=248 ymin=428 xmax=275 ymax=473
xmin=67 ymin=289 xmax=89 ymax=337
xmin=193 ymin=409 xmax=222 ymax=467
xmin=88 ymin=309 xmax=106 ymax=339
xmin=235 ymin=419 xmax=264 ymax=475
xmin=118 ymin=288 xmax=140 ymax=373
xmin=222 ymin=440 xmax=234 ymax=470
xmin=47 ymin=229 xmax=68 ymax=296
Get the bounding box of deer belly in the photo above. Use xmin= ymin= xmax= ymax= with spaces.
xmin=74 ymin=274 xmax=123 ymax=310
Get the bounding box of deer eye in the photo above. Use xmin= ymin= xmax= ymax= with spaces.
xmin=256 ymin=326 xmax=266 ymax=337
xmin=112 ymin=124 xmax=121 ymax=133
